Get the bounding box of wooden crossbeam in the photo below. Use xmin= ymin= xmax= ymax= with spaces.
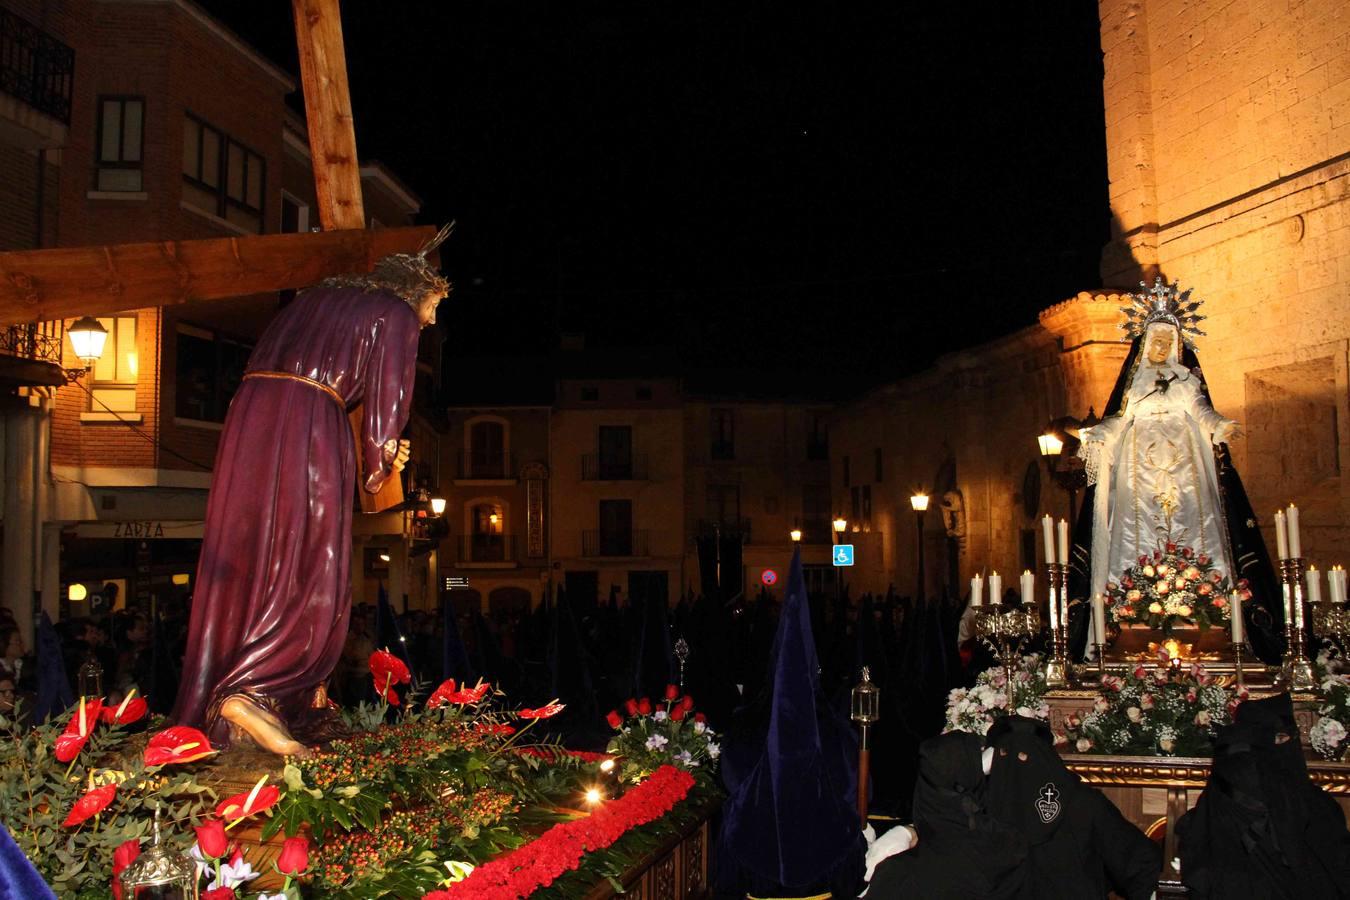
xmin=0 ymin=225 xmax=433 ymax=326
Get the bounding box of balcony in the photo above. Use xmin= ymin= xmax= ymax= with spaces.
xmin=800 ymin=520 xmax=833 ymax=544
xmin=710 ymin=440 xmax=735 ymax=461
xmin=0 ymin=320 xmax=65 ymax=388
xmin=457 ymin=534 xmax=517 ymax=567
xmin=0 ymin=8 xmax=74 ymax=124
xmin=806 ymin=438 xmax=829 ymax=461
xmin=582 ymin=529 xmax=650 ymax=558
xmin=456 ymin=451 xmax=516 ymax=481
xmin=581 ymin=453 xmax=648 ymax=481
xmin=698 ymin=518 xmax=752 ymax=544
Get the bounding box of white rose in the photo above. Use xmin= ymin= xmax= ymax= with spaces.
xmin=1126 ymin=706 xmax=1142 ymax=723
xmin=1076 ymin=738 xmax=1092 ymax=752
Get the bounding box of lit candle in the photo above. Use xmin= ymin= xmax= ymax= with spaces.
xmin=1287 ymin=503 xmax=1301 ymax=559
xmin=1057 ymin=519 xmax=1070 ymax=568
xmin=1307 ymin=566 xmax=1323 ymax=604
xmin=1092 ymin=593 xmax=1106 ymax=647
xmin=989 ymin=571 xmax=1003 ymax=606
xmin=970 ymin=573 xmax=984 ymax=608
xmin=1333 ymin=565 xmax=1347 ymax=604
xmin=1020 ymin=570 xmax=1034 ymax=606
xmin=1042 ymin=515 xmax=1056 ymax=565
xmin=1274 ymin=509 xmax=1288 ymax=561
xmin=1230 ymin=591 xmax=1243 ymax=644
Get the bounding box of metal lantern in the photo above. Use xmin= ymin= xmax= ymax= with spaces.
xmin=850 ymin=666 xmax=880 ymax=726
xmin=119 ymin=808 xmax=198 ymax=899
xmin=76 ymin=654 xmax=103 ymax=699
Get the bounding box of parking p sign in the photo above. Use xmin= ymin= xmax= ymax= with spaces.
xmin=833 ymin=544 xmax=855 ymax=567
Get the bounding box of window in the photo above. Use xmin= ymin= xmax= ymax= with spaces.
xmin=280 ymin=191 xmax=309 ymax=233
xmin=174 ymin=324 xmax=252 ymax=422
xmin=874 ymin=447 xmax=884 ymax=483
xmin=843 ymin=455 xmax=851 ymax=488
xmin=89 ymin=316 xmax=137 ymax=412
xmin=851 ymin=486 xmax=861 ymax=522
xmin=581 ymin=386 xmax=599 ymax=402
xmin=802 ymin=484 xmax=831 ymax=541
xmin=598 ymin=425 xmax=633 ymax=479
xmin=862 ymin=485 xmax=872 ymax=524
xmin=711 ymin=408 xmax=734 ymax=459
xmin=96 ymin=96 xmax=143 ymax=191
xmin=599 ymin=499 xmax=634 ymax=556
xmin=470 ymin=503 xmax=506 ymax=562
xmin=706 ymin=484 xmax=741 ymax=525
xmin=467 ymin=421 xmax=506 ymax=478
xmin=182 ymin=113 xmax=265 ymax=232
xmin=808 ymin=414 xmax=829 ymax=460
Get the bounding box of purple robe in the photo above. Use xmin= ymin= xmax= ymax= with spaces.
xmin=170 ymin=286 xmax=420 ymax=745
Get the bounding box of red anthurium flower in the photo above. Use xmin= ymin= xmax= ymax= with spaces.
xmin=111 ymin=839 xmax=140 ymax=900
xmin=473 ymin=722 xmax=515 ymax=735
xmin=444 ymin=680 xmax=491 ymax=705
xmin=664 ymin=684 xmax=679 ymax=701
xmin=679 ymin=694 xmax=694 ymax=712
xmin=373 ymin=677 xmax=401 ymax=706
xmin=623 ymin=698 xmax=639 ymax=716
xmin=369 ymin=649 xmax=411 ymax=686
xmin=637 ymin=698 xmax=652 ymax=716
xmin=606 ymin=709 xmax=624 ymax=729
xmin=195 ymin=818 xmax=228 ymax=859
xmin=101 ymin=692 xmax=148 ymax=727
xmin=54 ymin=697 xmax=105 ymax=762
xmin=276 ymin=836 xmax=310 ymax=876
xmin=671 ymin=706 xmax=687 ymax=722
xmin=63 ymin=783 xmax=116 ymax=827
xmin=518 ymin=702 xmax=565 ymax=720
xmin=216 ymin=776 xmax=280 ymax=821
xmin=426 ymin=678 xmax=458 ymax=709
xmin=143 ymin=726 xmax=216 ymax=766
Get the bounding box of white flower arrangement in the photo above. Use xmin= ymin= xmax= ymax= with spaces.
xmin=944 ymin=654 xmax=1050 ymax=736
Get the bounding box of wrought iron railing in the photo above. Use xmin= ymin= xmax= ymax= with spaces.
xmin=697 ymin=518 xmax=752 ymax=544
xmin=0 ymin=8 xmax=75 ymax=124
xmin=582 ymin=529 xmax=649 ymax=558
xmin=458 ymin=534 xmax=516 ymax=564
xmin=0 ymin=320 xmax=63 ymax=365
xmin=581 ymin=452 xmax=649 ymax=481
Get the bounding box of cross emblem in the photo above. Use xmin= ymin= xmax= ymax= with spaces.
xmin=1035 ymin=781 xmax=1062 ymax=823
xmin=1039 ymin=784 xmax=1058 ymax=804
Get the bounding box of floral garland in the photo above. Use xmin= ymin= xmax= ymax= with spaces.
xmin=1311 ymin=650 xmax=1350 ymax=761
xmin=1105 ymin=543 xmax=1242 ymax=636
xmin=944 ymin=653 xmax=1050 ymax=736
xmin=422 ymin=765 xmax=696 ymax=900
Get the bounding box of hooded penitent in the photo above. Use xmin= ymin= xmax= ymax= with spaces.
xmin=985 ymin=716 xmax=1160 ymax=900
xmin=1069 ymin=279 xmax=1282 ymax=663
xmin=867 ymin=730 xmax=1026 ymax=899
xmin=1178 ymin=694 xmax=1350 ymax=899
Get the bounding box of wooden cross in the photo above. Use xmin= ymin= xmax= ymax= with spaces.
xmin=0 ymin=0 xmax=415 ymax=510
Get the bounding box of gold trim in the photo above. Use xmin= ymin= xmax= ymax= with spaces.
xmin=242 ymin=370 xmax=344 ymax=407
xmin=1063 ymin=752 xmax=1350 ymax=793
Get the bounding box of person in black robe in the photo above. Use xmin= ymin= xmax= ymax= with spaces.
xmin=867 ymin=731 xmax=1026 ymax=899
xmin=1177 ymin=694 xmax=1350 ymax=898
xmin=985 ymin=716 xmax=1160 ymax=900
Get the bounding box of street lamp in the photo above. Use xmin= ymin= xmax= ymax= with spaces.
xmin=64 ymin=316 xmax=108 ymax=381
xmin=1038 ymin=413 xmax=1096 ymax=524
xmin=911 ymin=493 xmax=929 ymax=601
xmin=832 ymin=518 xmax=848 ymax=606
xmin=430 ymin=496 xmax=447 ymax=517
xmin=789 ymin=528 xmax=802 ymax=543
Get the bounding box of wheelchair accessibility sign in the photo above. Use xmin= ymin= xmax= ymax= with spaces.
xmin=833 ymin=544 xmax=855 ymax=567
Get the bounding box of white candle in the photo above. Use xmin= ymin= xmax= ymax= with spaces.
xmin=1092 ymin=594 xmax=1107 ymax=646
xmin=1042 ymin=515 xmax=1056 ymax=565
xmin=1230 ymin=591 xmax=1243 ymax=644
xmin=1287 ymin=503 xmax=1301 ymax=559
xmin=1333 ymin=566 xmax=1347 ymax=603
xmin=1049 ymin=582 xmax=1060 ymax=631
xmin=970 ymin=573 xmax=983 ymax=608
xmin=1020 ymin=570 xmax=1034 ymax=606
xmin=1307 ymin=566 xmax=1322 ymax=604
xmin=1274 ymin=509 xmax=1288 ymax=560
xmin=1057 ymin=519 xmax=1070 ymax=568
xmin=989 ymin=572 xmax=1003 ymax=606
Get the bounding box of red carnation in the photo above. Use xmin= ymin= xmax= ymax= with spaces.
xmin=606 ymin=709 xmax=624 ymax=729
xmin=519 ymin=702 xmax=565 ymax=719
xmin=63 ymin=783 xmax=116 ymax=827
xmin=100 ymin=695 xmax=148 ymax=727
xmin=194 ymin=818 xmax=228 ymax=859
xmin=201 ymin=889 xmax=236 ymax=900
xmin=623 ymin=698 xmax=639 ymax=716
xmin=111 ymin=839 xmax=139 ymax=900
xmin=276 ymin=835 xmax=310 ymax=876
xmin=143 ymin=725 xmax=215 ymax=766
xmin=637 ymin=698 xmax=652 ymax=716
xmin=216 ymin=777 xmax=280 ymax=821
xmin=664 ymin=684 xmax=679 ymax=701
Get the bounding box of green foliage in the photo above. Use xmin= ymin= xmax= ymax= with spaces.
xmin=605 ymin=702 xmax=721 ymax=785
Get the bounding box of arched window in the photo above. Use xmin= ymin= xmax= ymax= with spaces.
xmin=470 ymin=502 xmax=505 ymax=561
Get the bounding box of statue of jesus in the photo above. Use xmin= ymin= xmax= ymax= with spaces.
xmin=170 ymin=229 xmax=450 ymax=755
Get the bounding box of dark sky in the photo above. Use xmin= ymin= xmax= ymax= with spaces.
xmin=201 ymin=2 xmax=1108 ymax=398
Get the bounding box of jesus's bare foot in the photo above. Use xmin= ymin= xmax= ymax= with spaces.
xmin=220 ymin=695 xmax=311 ymax=758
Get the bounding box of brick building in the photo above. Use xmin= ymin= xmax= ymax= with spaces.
xmin=0 ymin=0 xmax=435 ymax=638
xmin=831 ymin=0 xmax=1350 ymax=596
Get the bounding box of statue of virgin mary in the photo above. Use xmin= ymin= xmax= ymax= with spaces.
xmin=1067 ymin=279 xmax=1283 ymax=662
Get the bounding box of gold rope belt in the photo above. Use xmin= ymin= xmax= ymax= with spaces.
xmin=241 ymin=370 xmax=344 ymax=407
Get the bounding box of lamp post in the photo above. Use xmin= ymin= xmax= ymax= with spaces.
xmin=1038 ymin=413 xmax=1096 ymax=525
xmin=64 ymin=316 xmax=108 ymax=381
xmin=789 ymin=528 xmax=802 ymax=543
xmin=833 ymin=517 xmax=847 ymax=606
xmin=910 ymin=493 xmax=929 ymax=602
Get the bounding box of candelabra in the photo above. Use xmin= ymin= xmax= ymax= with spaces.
xmin=1311 ymin=601 xmax=1350 ymax=655
xmin=1279 ymin=558 xmax=1317 ymax=691
xmin=975 ymin=602 xmax=1041 ymax=708
xmin=1043 ymin=562 xmax=1071 ymax=688
xmin=674 ymin=638 xmax=690 ymax=691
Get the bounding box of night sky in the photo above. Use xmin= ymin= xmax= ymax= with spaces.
xmin=201 ymin=2 xmax=1108 ymax=398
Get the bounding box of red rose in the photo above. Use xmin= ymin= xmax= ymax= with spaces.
xmin=694 ymin=712 xmax=707 ymax=724
xmin=216 ymin=777 xmax=280 ymax=821
xmin=1181 ymin=546 xmax=1194 ymax=558
xmin=1166 ymin=542 xmax=1177 ymax=553
xmin=111 ymin=838 xmax=139 ymax=900
xmin=100 ymin=695 xmax=148 ymax=727
xmin=143 ymin=726 xmax=215 ymax=766
xmin=679 ymin=695 xmax=694 ymax=712
xmin=637 ymin=698 xmax=652 ymax=716
xmin=671 ymin=706 xmax=687 ymax=721
xmin=63 ymin=783 xmax=116 ymax=827
xmin=194 ymin=818 xmax=228 ymax=859
xmin=606 ymin=709 xmax=623 ymax=729
xmin=276 ymin=835 xmax=310 ymax=876
xmin=1197 ymin=554 xmax=1210 ymax=565
xmin=1138 ymin=555 xmax=1149 ymax=566
xmin=623 ymin=698 xmax=639 ymax=716
xmin=664 ymin=684 xmax=679 ymax=701
xmin=369 ymin=648 xmax=411 ymax=686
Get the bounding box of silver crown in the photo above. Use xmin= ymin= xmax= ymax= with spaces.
xmin=1119 ymin=276 xmax=1207 ymax=349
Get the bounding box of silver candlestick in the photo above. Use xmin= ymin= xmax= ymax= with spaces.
xmin=1279 ymin=557 xmax=1316 ymax=691
xmin=975 ymin=602 xmax=1041 ymax=709
xmin=1043 ymin=562 xmax=1071 ymax=687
